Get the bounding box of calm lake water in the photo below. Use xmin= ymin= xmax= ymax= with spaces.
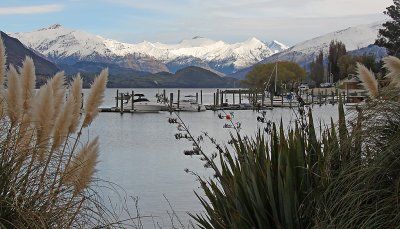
xmin=81 ymin=88 xmax=341 ymax=228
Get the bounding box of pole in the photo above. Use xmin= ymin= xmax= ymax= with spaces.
xmin=116 ymin=89 xmax=119 ymax=108
xmin=131 ymin=90 xmax=134 ymax=110
xmin=169 ymin=93 xmax=173 ymax=112
xmin=120 ymin=93 xmax=124 ymax=114
xmin=177 ymin=90 xmax=180 ymax=109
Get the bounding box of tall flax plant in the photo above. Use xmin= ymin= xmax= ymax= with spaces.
xmin=189 ymin=90 xmax=366 ymax=227
xmin=0 ymin=37 xmax=109 ymax=228
xmin=190 ymin=106 xmax=355 ymax=229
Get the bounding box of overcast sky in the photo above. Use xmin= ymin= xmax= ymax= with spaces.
xmin=0 ymin=0 xmax=393 ymax=46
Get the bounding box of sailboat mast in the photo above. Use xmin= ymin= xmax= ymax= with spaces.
xmin=275 ymin=63 xmax=277 ymax=95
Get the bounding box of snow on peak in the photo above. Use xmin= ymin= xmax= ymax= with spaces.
xmin=10 ymin=24 xmax=288 ymax=72
xmin=267 ymin=40 xmax=289 ymax=53
xmin=289 ymin=21 xmax=382 ymax=55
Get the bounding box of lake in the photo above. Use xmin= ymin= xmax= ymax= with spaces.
xmin=81 ymin=88 xmax=341 ymax=228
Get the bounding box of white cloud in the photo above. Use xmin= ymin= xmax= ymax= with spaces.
xmin=0 ymin=4 xmax=64 ymax=15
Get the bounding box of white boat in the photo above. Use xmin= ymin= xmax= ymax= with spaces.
xmin=173 ymin=98 xmax=206 ymax=112
xmin=122 ymin=94 xmax=165 ymax=112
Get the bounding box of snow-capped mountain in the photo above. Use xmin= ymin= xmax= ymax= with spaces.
xmin=230 ymin=21 xmax=385 ymax=80
xmin=11 ymin=24 xmax=287 ymax=75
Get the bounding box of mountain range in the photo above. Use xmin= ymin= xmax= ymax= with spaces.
xmin=11 ymin=24 xmax=288 ymax=75
xmin=2 ymin=21 xmax=387 ymax=87
xmin=230 ymin=21 xmax=386 ymax=80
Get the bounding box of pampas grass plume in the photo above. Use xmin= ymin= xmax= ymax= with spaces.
xmin=52 ymin=95 xmax=74 ymax=150
xmin=33 ymin=83 xmax=54 ymax=158
xmin=0 ymin=38 xmax=6 ymax=119
xmin=356 ymin=63 xmax=379 ymax=99
xmin=82 ymin=69 xmax=108 ymax=128
xmin=21 ymin=57 xmax=36 ymax=113
xmin=383 ymin=56 xmax=400 ymax=87
xmin=0 ymin=36 xmax=5 ymax=87
xmin=65 ymin=137 xmax=99 ymax=195
xmin=6 ymin=65 xmax=22 ymax=125
xmin=50 ymin=72 xmax=65 ymax=117
xmin=69 ymin=74 xmax=82 ymax=134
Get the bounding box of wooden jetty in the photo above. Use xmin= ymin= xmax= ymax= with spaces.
xmin=98 ymin=88 xmax=365 ymax=113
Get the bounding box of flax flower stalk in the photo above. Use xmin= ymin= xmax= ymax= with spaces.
xmin=82 ymin=69 xmax=108 ymax=128
xmin=6 ymin=65 xmax=22 ymax=125
xmin=383 ymin=56 xmax=400 ymax=87
xmin=64 ymin=137 xmax=99 ymax=195
xmin=357 ymin=63 xmax=379 ymax=99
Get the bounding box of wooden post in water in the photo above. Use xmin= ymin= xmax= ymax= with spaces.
xmin=200 ymin=90 xmax=203 ymax=104
xmin=331 ymin=91 xmax=334 ymax=104
xmin=221 ymin=90 xmax=224 ymax=105
xmin=177 ymin=90 xmax=180 ymax=109
xmin=196 ymin=93 xmax=198 ymax=103
xmin=335 ymin=89 xmax=338 ymax=103
xmin=325 ymin=89 xmax=327 ymax=105
xmin=262 ymin=91 xmax=265 ymax=107
xmin=163 ymin=89 xmax=166 ymax=104
xmin=318 ymin=90 xmax=322 ymax=105
xmin=213 ymin=93 xmax=216 ymax=106
xmin=116 ymin=89 xmax=119 ymax=108
xmin=306 ymin=92 xmax=309 ymax=104
xmin=169 ymin=93 xmax=173 ymax=111
xmin=131 ymin=90 xmax=134 ymax=110
xmin=239 ymin=89 xmax=242 ymax=104
xmin=233 ymin=91 xmax=235 ymax=105
xmin=216 ymin=89 xmax=219 ymax=106
xmin=120 ymin=93 xmax=124 ymax=114
xmin=311 ymin=89 xmax=314 ymax=105
xmin=270 ymin=91 xmax=273 ymax=108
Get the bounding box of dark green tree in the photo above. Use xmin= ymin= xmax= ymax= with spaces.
xmin=310 ymin=50 xmax=325 ymax=84
xmin=375 ymin=0 xmax=400 ymax=57
xmin=328 ymin=40 xmax=347 ymax=82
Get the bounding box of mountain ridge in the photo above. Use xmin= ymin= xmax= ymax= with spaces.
xmin=11 ymin=24 xmax=287 ymax=75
